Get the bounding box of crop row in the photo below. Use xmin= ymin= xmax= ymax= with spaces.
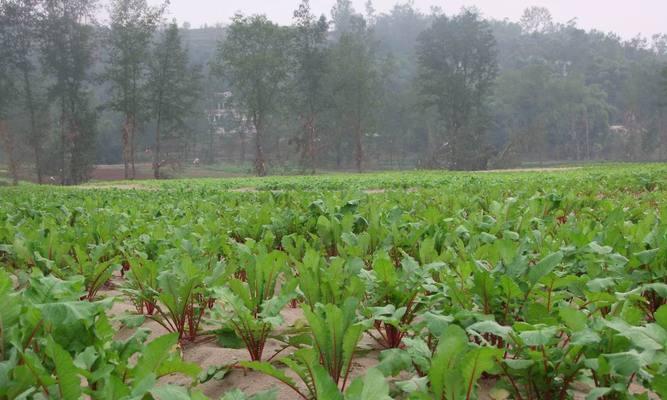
xmin=1 ymin=167 xmax=667 ymax=399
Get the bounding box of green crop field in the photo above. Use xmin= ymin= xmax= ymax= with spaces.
xmin=2 ymin=164 xmax=667 ymax=400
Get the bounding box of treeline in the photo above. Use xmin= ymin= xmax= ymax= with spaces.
xmin=1 ymin=0 xmax=667 ymax=182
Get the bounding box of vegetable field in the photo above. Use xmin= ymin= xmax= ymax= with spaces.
xmin=2 ymin=165 xmax=667 ymax=400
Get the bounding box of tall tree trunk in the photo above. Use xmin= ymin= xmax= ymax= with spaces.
xmin=22 ymin=69 xmax=42 ymax=183
xmin=660 ymin=109 xmax=666 ymax=161
xmin=239 ymin=132 xmax=245 ymax=165
xmin=355 ymin=119 xmax=363 ymax=173
xmin=153 ymin=112 xmax=161 ymax=179
xmin=336 ymin=137 xmax=342 ymax=169
xmin=303 ymin=114 xmax=316 ymax=174
xmin=0 ymin=120 xmax=19 ymax=185
xmin=571 ymin=110 xmax=580 ymax=161
xmin=254 ymin=120 xmax=266 ymax=176
xmin=584 ymin=107 xmax=591 ymax=160
xmin=208 ymin=122 xmax=215 ymax=164
xmin=60 ymin=104 xmax=67 ymax=185
xmin=122 ymin=116 xmax=130 ymax=179
xmin=130 ymin=114 xmax=136 ymax=179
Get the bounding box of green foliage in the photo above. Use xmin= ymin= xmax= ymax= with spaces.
xmin=363 ymin=252 xmax=438 ymax=348
xmin=2 ymin=166 xmax=667 ymax=399
xmin=147 ymin=21 xmax=202 ymax=179
xmin=295 ymin=249 xmax=364 ymax=308
xmin=417 ymin=9 xmax=498 ymax=170
xmin=0 ymin=268 xmax=201 ymax=399
xmin=214 ymin=13 xmax=291 ymax=176
xmin=213 ymin=244 xmax=296 ymax=360
xmin=303 ymin=298 xmax=364 ymax=386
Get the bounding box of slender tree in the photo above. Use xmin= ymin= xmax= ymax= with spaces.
xmin=2 ymin=0 xmax=44 ymax=182
xmin=328 ymin=14 xmax=377 ymax=172
xmin=40 ymin=0 xmax=98 ymax=185
xmin=291 ymin=0 xmax=329 ymax=173
xmin=147 ymin=22 xmax=201 ymax=179
xmin=0 ymin=17 xmax=18 ymax=185
xmin=215 ymin=14 xmax=291 ymax=176
xmin=106 ymin=0 xmax=164 ymax=179
xmin=417 ymin=9 xmax=498 ymax=170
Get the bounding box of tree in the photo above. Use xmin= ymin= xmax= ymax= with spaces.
xmin=107 ymin=0 xmax=164 ymax=180
xmin=291 ymin=0 xmax=329 ymax=173
xmin=147 ymin=22 xmax=201 ymax=179
xmin=659 ymin=66 xmax=667 ymax=159
xmin=331 ymin=0 xmax=354 ymax=38
xmin=519 ymin=6 xmax=554 ymax=35
xmin=2 ymin=0 xmax=45 ymax=183
xmin=40 ymin=0 xmax=98 ymax=185
xmin=327 ymin=13 xmax=377 ymax=172
xmin=215 ymin=14 xmax=291 ymax=176
xmin=0 ymin=9 xmax=19 ymax=185
xmin=417 ymin=9 xmax=498 ymax=170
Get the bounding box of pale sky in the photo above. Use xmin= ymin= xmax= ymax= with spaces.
xmin=138 ymin=0 xmax=664 ymax=39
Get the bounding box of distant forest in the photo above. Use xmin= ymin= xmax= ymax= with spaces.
xmin=1 ymin=0 xmax=667 ymax=182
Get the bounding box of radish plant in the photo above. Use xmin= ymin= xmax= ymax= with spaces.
xmin=362 ymin=252 xmax=437 ymax=348
xmin=242 ymin=298 xmax=376 ymax=399
xmin=295 ymin=249 xmax=364 ymax=308
xmin=213 ymin=248 xmax=296 ymax=360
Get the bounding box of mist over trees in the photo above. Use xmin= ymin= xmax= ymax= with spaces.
xmin=2 ymin=0 xmax=667 ymax=183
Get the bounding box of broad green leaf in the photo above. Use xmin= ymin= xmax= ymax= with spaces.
xmin=467 ymin=320 xmax=512 ymax=340
xmin=656 ymin=305 xmax=667 ymax=331
xmin=527 ymin=251 xmax=563 ymax=286
xmin=345 ymin=368 xmax=391 ymax=400
xmin=46 ymin=336 xmax=82 ymax=400
xmin=559 ymin=307 xmax=587 ymax=331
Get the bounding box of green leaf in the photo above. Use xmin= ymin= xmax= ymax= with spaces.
xmin=634 ymin=248 xmax=659 ymax=265
xmin=395 ymin=376 xmax=428 ymax=394
xmin=430 ymin=325 xmax=468 ymax=399
xmin=150 ymin=385 xmax=194 ymax=400
xmin=241 ymin=361 xmax=301 ymax=394
xmin=559 ymin=307 xmax=587 ymax=331
xmin=460 ymin=347 xmax=499 ymax=397
xmin=345 ymin=368 xmax=391 ymax=400
xmin=527 ymin=251 xmax=563 ymax=286
xmin=216 ymin=328 xmax=246 ymax=349
xmin=312 ymin=364 xmax=343 ymax=400
xmin=220 ymin=389 xmax=278 ymax=400
xmin=518 ymin=326 xmax=558 ymax=346
xmin=652 ymin=374 xmax=667 ymax=399
xmin=587 ymin=242 xmax=612 ymax=255
xmin=467 ymin=320 xmax=512 ymax=340
xmin=604 ymin=351 xmax=642 ymax=376
xmin=376 ymin=349 xmax=412 ymax=376
xmin=585 ymin=387 xmax=612 ymax=400
xmin=504 ymin=359 xmax=534 ymax=370
xmin=570 ymin=329 xmax=601 ymax=346
xmin=132 ymin=333 xmax=199 ymax=381
xmin=656 ymin=305 xmax=667 ymax=331
xmin=46 ymin=336 xmax=82 ymax=400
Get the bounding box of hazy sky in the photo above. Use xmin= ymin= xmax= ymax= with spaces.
xmin=142 ymin=0 xmax=664 ymax=39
